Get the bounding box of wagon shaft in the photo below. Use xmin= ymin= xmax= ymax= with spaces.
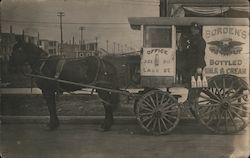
xmin=26 ymin=73 xmax=134 ymax=97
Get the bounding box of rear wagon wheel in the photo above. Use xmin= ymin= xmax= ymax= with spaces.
xmin=195 ymin=74 xmax=249 ymax=134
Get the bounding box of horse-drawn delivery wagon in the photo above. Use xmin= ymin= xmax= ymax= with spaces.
xmin=9 ymin=17 xmax=249 ymax=135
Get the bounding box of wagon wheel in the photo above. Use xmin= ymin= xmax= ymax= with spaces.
xmin=195 ymin=74 xmax=249 ymax=134
xmin=135 ymin=90 xmax=180 ymax=135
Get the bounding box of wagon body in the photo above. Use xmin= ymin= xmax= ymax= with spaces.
xmin=127 ymin=17 xmax=249 ymax=135
xmin=128 ymin=17 xmax=249 ymax=86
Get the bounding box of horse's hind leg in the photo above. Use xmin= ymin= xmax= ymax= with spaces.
xmin=101 ymin=103 xmax=114 ymax=131
xmin=42 ymin=90 xmax=59 ymax=130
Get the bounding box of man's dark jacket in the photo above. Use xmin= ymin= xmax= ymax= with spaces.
xmin=185 ymin=34 xmax=206 ymax=72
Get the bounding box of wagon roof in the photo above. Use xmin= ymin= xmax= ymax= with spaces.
xmin=128 ymin=17 xmax=249 ymax=30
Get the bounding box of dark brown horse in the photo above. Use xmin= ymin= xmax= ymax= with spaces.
xmin=9 ymin=40 xmax=119 ymax=131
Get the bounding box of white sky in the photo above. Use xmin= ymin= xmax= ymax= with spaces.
xmin=2 ymin=0 xmax=159 ymax=51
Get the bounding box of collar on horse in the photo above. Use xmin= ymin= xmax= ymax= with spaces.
xmin=89 ymin=56 xmax=108 ymax=85
xmin=54 ymin=58 xmax=66 ymax=79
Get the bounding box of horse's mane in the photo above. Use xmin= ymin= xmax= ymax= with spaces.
xmin=26 ymin=43 xmax=49 ymax=58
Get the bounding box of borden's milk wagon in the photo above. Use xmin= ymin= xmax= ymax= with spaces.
xmin=128 ymin=17 xmax=249 ymax=134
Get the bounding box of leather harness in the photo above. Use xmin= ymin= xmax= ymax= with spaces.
xmin=37 ymin=56 xmax=109 ymax=86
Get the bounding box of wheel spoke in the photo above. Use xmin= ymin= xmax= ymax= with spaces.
xmin=230 ymin=94 xmax=247 ymax=103
xmin=141 ymin=116 xmax=152 ymax=123
xmin=142 ymin=100 xmax=154 ymax=110
xmin=213 ymin=81 xmax=223 ymax=99
xmin=164 ymin=113 xmax=177 ymax=119
xmin=222 ymin=77 xmax=226 ymax=97
xmin=149 ymin=96 xmax=157 ymax=108
xmin=225 ymin=79 xmax=235 ymax=98
xmin=164 ymin=109 xmax=178 ymax=113
xmin=227 ymin=110 xmax=238 ymax=131
xmin=197 ymin=105 xmax=210 ymax=113
xmin=145 ymin=117 xmax=154 ymax=128
xmin=197 ymin=99 xmax=210 ymax=104
xmin=160 ymin=118 xmax=168 ymax=130
xmin=162 ymin=103 xmax=176 ymax=111
xmin=199 ymin=94 xmax=221 ymax=104
xmin=139 ymin=112 xmax=153 ymax=116
xmin=140 ymin=104 xmax=154 ymax=112
xmin=231 ymin=102 xmax=247 ymax=106
xmin=160 ymin=98 xmax=171 ymax=108
xmin=228 ymin=86 xmax=243 ymax=100
xmin=162 ymin=116 xmax=174 ymax=125
xmin=198 ymin=104 xmax=215 ymax=117
xmin=230 ymin=105 xmax=248 ymax=114
xmin=225 ymin=110 xmax=228 ymax=132
xmin=199 ymin=107 xmax=218 ymax=118
xmin=152 ymin=118 xmax=157 ymax=131
xmin=156 ymin=93 xmax=159 ymax=107
xmin=198 ymin=103 xmax=220 ymax=107
xmin=216 ymin=110 xmax=224 ymax=130
xmin=231 ymin=109 xmax=246 ymax=123
xmin=203 ymin=89 xmax=221 ymax=102
xmin=160 ymin=94 xmax=166 ymax=105
xmin=158 ymin=118 xmax=162 ymax=133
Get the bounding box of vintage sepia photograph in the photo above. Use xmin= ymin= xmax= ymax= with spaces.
xmin=0 ymin=0 xmax=249 ymax=157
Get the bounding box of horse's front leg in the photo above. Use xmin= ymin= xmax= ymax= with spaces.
xmin=42 ymin=90 xmax=59 ymax=130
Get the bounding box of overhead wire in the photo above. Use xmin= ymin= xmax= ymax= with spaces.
xmin=2 ymin=19 xmax=129 ymax=25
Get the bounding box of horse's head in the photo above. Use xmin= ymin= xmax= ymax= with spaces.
xmin=9 ymin=39 xmax=46 ymax=72
xmin=9 ymin=40 xmax=28 ymax=68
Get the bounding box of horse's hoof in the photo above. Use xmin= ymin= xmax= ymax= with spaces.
xmin=100 ymin=123 xmax=112 ymax=131
xmin=46 ymin=122 xmax=60 ymax=131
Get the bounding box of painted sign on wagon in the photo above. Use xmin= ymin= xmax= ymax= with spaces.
xmin=203 ymin=26 xmax=249 ymax=81
xmin=141 ymin=48 xmax=175 ymax=76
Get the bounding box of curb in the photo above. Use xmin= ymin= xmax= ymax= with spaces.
xmin=1 ymin=116 xmax=137 ymax=124
xmin=0 ymin=115 xmax=197 ymax=125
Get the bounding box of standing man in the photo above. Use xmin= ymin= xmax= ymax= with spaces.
xmin=182 ymin=22 xmax=206 ymax=111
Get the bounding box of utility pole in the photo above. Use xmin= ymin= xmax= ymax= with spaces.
xmin=79 ymin=26 xmax=86 ymax=51
xmin=0 ymin=0 xmax=2 ymax=38
xmin=0 ymin=0 xmax=3 ymax=126
xmin=106 ymin=40 xmax=109 ymax=52
xmin=117 ymin=43 xmax=120 ymax=53
xmin=95 ymin=37 xmax=98 ymax=51
xmin=57 ymin=11 xmax=64 ymax=55
xmin=37 ymin=32 xmax=40 ymax=46
xmin=113 ymin=42 xmax=116 ymax=54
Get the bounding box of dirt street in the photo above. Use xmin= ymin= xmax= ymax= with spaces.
xmin=1 ymin=121 xmax=249 ymax=158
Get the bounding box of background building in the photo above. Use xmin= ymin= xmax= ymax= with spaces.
xmin=39 ymin=40 xmax=59 ymax=56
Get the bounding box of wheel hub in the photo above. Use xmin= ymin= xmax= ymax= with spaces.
xmin=154 ymin=111 xmax=162 ymax=118
xmin=221 ymin=101 xmax=230 ymax=110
